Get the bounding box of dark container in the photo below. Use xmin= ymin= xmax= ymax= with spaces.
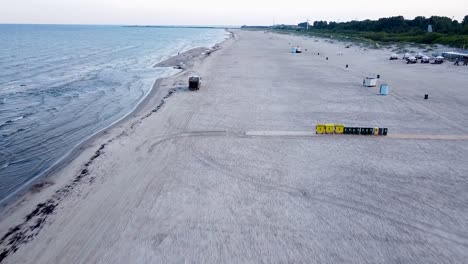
xmin=383 ymin=128 xmax=388 ymax=136
xmin=424 ymin=94 xmax=429 ymax=100
xmin=378 ymin=128 xmax=384 ymax=136
xmin=361 ymin=128 xmax=371 ymax=135
xmin=344 ymin=127 xmax=351 ymax=135
xmin=189 ymin=76 xmax=201 ymax=91
xmin=352 ymin=127 xmax=360 ymax=135
xmin=346 ymin=64 xmax=349 ymax=68
xmin=377 ymin=74 xmax=380 ymax=79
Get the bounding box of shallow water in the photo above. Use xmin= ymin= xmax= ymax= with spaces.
xmin=0 ymin=24 xmax=228 ymax=202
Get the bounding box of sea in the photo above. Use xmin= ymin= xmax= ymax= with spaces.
xmin=0 ymin=24 xmax=228 ymax=203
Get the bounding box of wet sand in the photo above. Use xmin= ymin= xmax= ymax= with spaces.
xmin=0 ymin=30 xmax=467 ymax=263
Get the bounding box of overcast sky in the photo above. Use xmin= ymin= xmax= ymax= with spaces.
xmin=0 ymin=0 xmax=467 ymax=26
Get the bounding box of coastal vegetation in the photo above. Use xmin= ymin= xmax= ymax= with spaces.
xmin=278 ymin=16 xmax=468 ymax=48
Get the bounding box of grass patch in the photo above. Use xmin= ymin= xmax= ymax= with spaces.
xmin=272 ymin=28 xmax=468 ymax=49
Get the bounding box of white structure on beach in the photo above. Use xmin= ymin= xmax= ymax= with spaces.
xmin=441 ymin=51 xmax=468 ymax=60
xmin=428 ymin=25 xmax=433 ymax=33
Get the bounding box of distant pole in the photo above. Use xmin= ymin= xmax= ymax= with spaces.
xmin=306 ymin=19 xmax=310 ymax=30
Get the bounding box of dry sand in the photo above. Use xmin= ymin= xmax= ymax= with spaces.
xmin=0 ymin=30 xmax=467 ymax=263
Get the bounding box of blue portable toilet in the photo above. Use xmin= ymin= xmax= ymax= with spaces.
xmin=380 ymin=84 xmax=389 ymax=95
xmin=291 ymin=47 xmax=297 ymax=53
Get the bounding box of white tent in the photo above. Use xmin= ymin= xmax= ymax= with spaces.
xmin=421 ymin=56 xmax=431 ymax=63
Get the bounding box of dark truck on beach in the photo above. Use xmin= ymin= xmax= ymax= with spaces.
xmin=189 ymin=76 xmax=201 ymax=91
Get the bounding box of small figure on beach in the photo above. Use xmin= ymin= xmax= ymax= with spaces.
xmin=454 ymin=57 xmax=460 ymax=66
xmin=464 ymin=57 xmax=468 ymax=66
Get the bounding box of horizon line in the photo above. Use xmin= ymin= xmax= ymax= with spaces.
xmin=0 ymin=22 xmax=243 ymax=28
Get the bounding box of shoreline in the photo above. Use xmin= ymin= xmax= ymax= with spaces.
xmin=0 ymin=33 xmax=232 ymax=210
xmin=0 ymin=78 xmax=161 ymax=208
xmin=0 ymin=32 xmax=234 ymax=262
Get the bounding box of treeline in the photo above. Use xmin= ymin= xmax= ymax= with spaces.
xmin=299 ymin=16 xmax=468 ymax=34
xmin=295 ymin=16 xmax=468 ymax=47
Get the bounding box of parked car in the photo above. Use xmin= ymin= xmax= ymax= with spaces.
xmin=406 ymin=56 xmax=417 ymax=64
xmin=421 ymin=56 xmax=430 ymax=64
xmin=433 ymin=56 xmax=444 ymax=64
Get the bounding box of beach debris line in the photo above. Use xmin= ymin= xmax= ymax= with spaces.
xmin=316 ymin=124 xmax=388 ymax=136
xmin=131 ymin=87 xmax=179 ymax=130
xmin=0 ymin=77 xmax=176 ymax=261
xmin=0 ymin=200 xmax=58 ymax=263
xmin=0 ymin=139 xmax=110 ymax=263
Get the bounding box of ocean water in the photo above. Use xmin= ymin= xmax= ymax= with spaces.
xmin=0 ymin=24 xmax=228 ymax=202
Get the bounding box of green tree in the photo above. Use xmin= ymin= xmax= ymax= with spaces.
xmin=462 ymin=15 xmax=468 ymax=26
xmin=429 ymin=16 xmax=454 ymax=33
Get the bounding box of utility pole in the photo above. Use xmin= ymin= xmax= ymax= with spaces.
xmin=306 ymin=19 xmax=310 ymax=30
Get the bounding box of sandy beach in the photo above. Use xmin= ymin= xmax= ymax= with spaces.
xmin=1 ymin=30 xmax=467 ymax=263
